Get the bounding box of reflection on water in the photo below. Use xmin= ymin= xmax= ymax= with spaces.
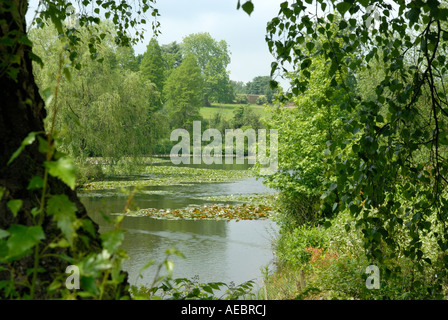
xmin=79 ymin=169 xmax=278 ymax=292
xmin=88 ymin=213 xmax=277 ymax=288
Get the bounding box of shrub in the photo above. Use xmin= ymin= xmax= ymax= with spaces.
xmin=275 ymin=224 xmax=327 ymax=266
xmin=273 ymin=192 xmax=322 ymax=228
xmin=234 ymin=94 xmax=248 ymax=104
xmin=76 ymin=162 xmax=104 ymax=185
xmin=255 ymin=95 xmax=268 ymax=105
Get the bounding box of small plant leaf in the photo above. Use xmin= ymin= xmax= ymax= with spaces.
xmin=7 ymin=132 xmax=38 ymax=165
xmin=44 ymin=157 xmax=77 ymax=190
xmin=7 ymin=199 xmax=23 ymax=217
xmin=47 ymin=194 xmax=78 ymax=245
xmin=6 ymin=225 xmax=45 ymax=259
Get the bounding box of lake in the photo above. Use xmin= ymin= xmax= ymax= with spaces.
xmin=78 ymin=163 xmax=278 ymax=294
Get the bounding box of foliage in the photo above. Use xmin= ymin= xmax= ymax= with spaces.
xmin=266 ymin=2 xmax=448 ymax=285
xmin=275 ymin=224 xmax=328 ymax=266
xmin=161 ymin=41 xmax=183 ymax=80
xmin=0 ymin=84 xmax=130 ymax=300
xmin=1 ymin=0 xmax=272 ymax=301
xmin=260 ymin=53 xmax=352 ymax=225
xmin=140 ymin=37 xmax=165 ymax=106
xmin=235 ymin=94 xmax=249 ymax=104
xmin=231 ymin=105 xmax=263 ymax=131
xmin=264 ymin=207 xmax=448 ymax=299
xmin=163 ymin=54 xmax=204 ymax=130
xmin=30 ymin=22 xmax=158 ymax=162
xmin=246 ymin=76 xmax=277 ymax=103
xmin=231 ymin=81 xmax=247 ymax=95
xmin=181 ymin=32 xmax=234 ymax=104
xmin=255 ymin=95 xmax=268 ymax=105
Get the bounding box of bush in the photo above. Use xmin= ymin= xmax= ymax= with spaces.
xmin=152 ymin=138 xmax=175 ymax=155
xmin=234 ymin=94 xmax=248 ymax=104
xmin=267 ymin=208 xmax=448 ymax=300
xmin=275 ymin=224 xmax=328 ymax=266
xmin=256 ymin=95 xmax=268 ymax=105
xmin=273 ymin=192 xmax=322 ymax=228
xmin=76 ymin=162 xmax=104 ymax=185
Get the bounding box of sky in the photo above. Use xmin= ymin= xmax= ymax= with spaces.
xmin=134 ymin=0 xmax=287 ymax=87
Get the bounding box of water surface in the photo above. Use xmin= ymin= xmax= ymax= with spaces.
xmin=79 ymin=164 xmax=278 ymax=293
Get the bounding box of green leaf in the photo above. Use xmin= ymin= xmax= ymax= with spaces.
xmin=81 ymin=218 xmax=96 ymax=237
xmin=47 ymin=194 xmax=78 ymax=245
xmin=358 ymin=0 xmax=369 ymax=7
xmin=202 ymin=285 xmax=214 ymax=294
xmin=301 ymin=58 xmax=312 ymax=70
xmin=6 ymin=225 xmax=44 ymax=258
xmin=306 ymin=42 xmax=315 ymax=52
xmin=7 ymin=200 xmax=22 ymax=217
xmin=100 ymin=229 xmax=125 ymax=254
xmin=138 ymin=259 xmax=155 ymax=277
xmin=44 ymin=157 xmax=77 ymax=190
xmin=27 ymin=176 xmax=44 ymax=190
xmin=332 ymin=202 xmax=338 ymax=212
xmin=0 ymin=229 xmax=9 ymax=240
xmin=8 ymin=132 xmax=38 ymax=165
xmin=81 ymin=276 xmax=99 ymax=295
xmin=407 ymin=7 xmax=421 ymax=26
xmin=336 ymin=2 xmax=351 ymax=16
xmin=31 ymin=208 xmax=41 ymax=217
xmin=241 ymin=1 xmax=254 ymax=15
xmin=49 ymin=238 xmax=71 ymax=249
xmin=41 ymin=87 xmax=54 ymax=106
xmin=63 ymin=67 xmax=72 ymax=82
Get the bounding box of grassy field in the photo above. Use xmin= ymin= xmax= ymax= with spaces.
xmin=200 ymin=103 xmax=272 ymax=121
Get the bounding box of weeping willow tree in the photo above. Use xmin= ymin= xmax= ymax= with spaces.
xmin=30 ymin=22 xmax=159 ymax=167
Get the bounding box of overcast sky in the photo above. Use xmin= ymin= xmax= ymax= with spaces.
xmin=134 ymin=0 xmax=287 ymax=86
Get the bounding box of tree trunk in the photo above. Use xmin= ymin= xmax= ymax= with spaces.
xmin=0 ymin=0 xmax=127 ymax=299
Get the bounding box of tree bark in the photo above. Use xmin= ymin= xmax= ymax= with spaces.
xmin=0 ymin=0 xmax=127 ymax=299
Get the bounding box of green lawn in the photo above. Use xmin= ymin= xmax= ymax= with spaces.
xmin=200 ymin=103 xmax=271 ymax=121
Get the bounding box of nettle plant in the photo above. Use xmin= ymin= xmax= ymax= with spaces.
xmin=262 ymin=0 xmax=448 ymax=296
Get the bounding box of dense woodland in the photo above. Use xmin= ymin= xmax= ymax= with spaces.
xmin=1 ymin=0 xmax=448 ymax=300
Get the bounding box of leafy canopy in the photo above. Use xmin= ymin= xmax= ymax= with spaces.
xmin=257 ymin=0 xmax=448 ymax=292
